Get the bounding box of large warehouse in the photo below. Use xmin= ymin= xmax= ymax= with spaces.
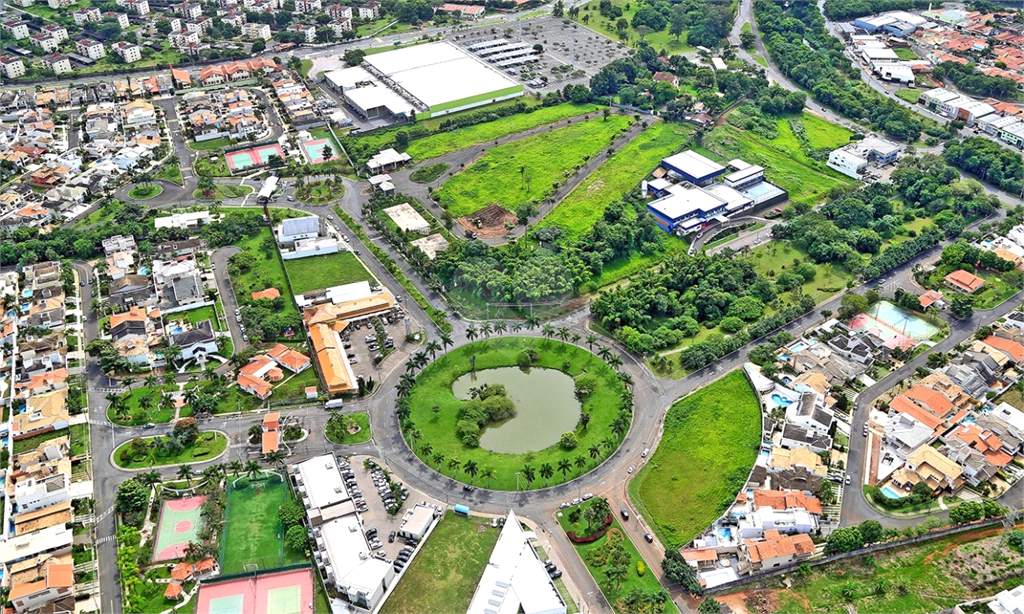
xmin=324 ymin=42 xmax=523 ymax=121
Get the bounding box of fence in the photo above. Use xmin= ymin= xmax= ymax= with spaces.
xmin=705 ymin=517 xmax=1005 ymax=595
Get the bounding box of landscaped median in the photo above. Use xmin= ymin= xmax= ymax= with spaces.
xmin=403 ymin=337 xmax=629 ymax=491
xmin=128 ymin=183 xmax=163 ymax=200
xmin=112 ymin=419 xmax=228 ymax=469
xmin=628 ymin=370 xmax=761 ymax=550
xmin=325 ymin=411 xmax=371 ymax=445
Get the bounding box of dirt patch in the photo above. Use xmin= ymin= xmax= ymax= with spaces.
xmin=922 ymin=525 xmax=1004 ymax=566
xmin=457 ymin=203 xmax=517 ymax=238
xmin=936 ymin=533 xmax=1023 ymax=590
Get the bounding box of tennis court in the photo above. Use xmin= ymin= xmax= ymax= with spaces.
xmin=152 ymin=495 xmax=207 ymax=562
xmin=300 ymin=138 xmax=339 ymax=165
xmin=195 ymin=567 xmax=314 ymax=614
xmin=226 ymin=144 xmax=286 ymax=172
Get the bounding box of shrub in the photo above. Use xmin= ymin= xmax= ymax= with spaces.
xmin=192 ymin=448 xmax=210 ymax=458
xmin=517 ymin=348 xmax=539 ymax=367
xmin=234 ymin=478 xmax=250 ymax=489
xmin=636 ymin=560 xmax=646 ymax=576
xmin=560 ymin=431 xmax=578 ymax=450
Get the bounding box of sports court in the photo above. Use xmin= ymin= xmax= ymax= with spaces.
xmin=153 ymin=495 xmax=207 ymax=562
xmin=195 ymin=567 xmax=314 ymax=614
xmin=226 ymin=144 xmax=286 ymax=172
xmin=300 ymin=138 xmax=339 ymax=165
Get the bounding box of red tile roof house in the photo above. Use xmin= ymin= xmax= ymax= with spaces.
xmin=919 ymin=289 xmax=944 ymax=309
xmin=262 ymin=411 xmax=281 ymax=454
xmin=944 ymin=269 xmax=985 ymax=293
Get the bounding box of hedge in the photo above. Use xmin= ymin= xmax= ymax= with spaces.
xmin=567 ymin=514 xmax=614 ymax=544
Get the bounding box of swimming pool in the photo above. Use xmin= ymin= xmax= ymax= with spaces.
xmin=771 ymin=393 xmax=794 ymax=407
xmin=716 ymin=527 xmax=735 ymax=543
xmin=881 ymin=486 xmax=902 ymax=499
xmin=789 ymin=341 xmax=808 ymax=353
xmin=962 ymin=416 xmax=976 ymax=425
xmin=168 ymin=325 xmax=184 ymax=335
xmin=847 ymin=300 xmax=939 ymax=349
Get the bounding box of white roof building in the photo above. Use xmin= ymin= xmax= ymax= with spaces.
xmin=154 ymin=210 xmax=211 ymax=230
xmin=467 ymin=510 xmax=567 ymax=614
xmin=992 ymin=402 xmax=1024 ymax=433
xmin=989 ymin=586 xmax=1024 ymax=614
xmin=383 ymin=202 xmax=430 ymax=234
xmin=294 ymin=454 xmax=350 ymax=514
xmin=397 ymin=503 xmax=437 ymax=540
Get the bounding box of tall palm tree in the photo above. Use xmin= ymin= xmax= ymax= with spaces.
xmin=481 ymin=466 xmax=497 ymax=488
xmin=202 ymin=465 xmax=222 ymax=485
xmin=163 ymin=372 xmax=177 ymax=386
xmin=539 ymin=463 xmax=553 ymax=486
xmin=439 ymin=331 xmax=453 ymax=354
xmin=480 ymin=322 xmax=492 ymax=338
xmin=557 ymin=326 xmax=570 ymax=342
xmin=541 ymin=324 xmax=555 ymax=340
xmin=525 ymin=314 xmax=540 ymax=331
xmin=140 ymin=470 xmax=162 ymax=488
xmin=597 ymin=346 xmax=612 ymax=361
xmin=432 ymin=452 xmax=445 ymax=468
xmin=608 ymin=354 xmax=624 ymax=370
xmin=144 ymin=374 xmax=157 ymax=388
xmin=265 ymin=450 xmax=287 ymax=468
xmin=574 ymin=455 xmax=587 ymax=473
xmin=589 ymin=445 xmax=602 ymax=464
xmin=557 ymin=459 xmax=571 ymax=478
xmin=122 ymin=376 xmax=136 ymax=390
xmin=466 ymin=325 xmax=478 ymax=341
xmin=512 ymin=322 xmax=523 ymax=333
xmin=618 ymin=372 xmax=634 ymax=389
xmin=425 ymin=340 xmax=441 ymax=361
xmin=447 ymin=456 xmax=460 ymax=476
xmin=521 ymin=464 xmax=535 ymax=488
xmin=420 ymin=442 xmax=433 ymax=459
xmin=176 ymin=464 xmax=195 ymax=486
xmin=228 ymin=460 xmax=243 ymax=477
xmin=571 ymin=332 xmax=581 ymax=345
xmin=408 ymin=429 xmax=422 ymax=451
xmin=463 ymin=459 xmax=479 ymax=484
xmin=244 ymin=460 xmax=262 ymax=480
xmin=586 ymin=334 xmax=598 ymax=352
xmin=494 ymin=320 xmax=507 ymax=335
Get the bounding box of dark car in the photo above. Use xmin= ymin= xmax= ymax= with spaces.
xmin=644 ymin=533 xmax=654 ymax=543
xmin=388 ymin=531 xmax=396 ymax=543
xmin=549 ymin=570 xmax=562 ymax=579
xmin=620 ymin=508 xmax=629 ymax=521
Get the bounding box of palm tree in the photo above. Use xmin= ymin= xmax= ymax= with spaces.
xmin=557 ymin=326 xmax=570 ymax=342
xmin=574 ymin=455 xmax=587 ymax=473
xmin=163 ymin=372 xmax=177 ymax=386
xmin=265 ymin=450 xmax=287 ymax=468
xmin=579 ymin=412 xmax=591 ymax=430
xmin=586 ymin=334 xmax=598 ymax=352
xmin=481 ymin=466 xmax=497 ymax=488
xmin=228 ymin=460 xmax=243 ymax=477
xmin=525 ymin=314 xmax=540 ymax=331
xmin=425 ymin=340 xmax=441 ymax=361
xmin=512 ymin=322 xmax=523 ymax=333
xmin=244 ymin=460 xmax=262 ymax=480
xmin=557 ymin=458 xmax=571 ymax=478
xmin=177 ymin=464 xmax=195 ymax=486
xmin=589 ymin=445 xmax=601 ymax=464
xmin=480 ymin=322 xmax=492 ymax=338
xmin=466 ymin=324 xmax=478 ymax=341
xmin=420 ymin=442 xmax=433 ymax=459
xmin=541 ymin=324 xmax=555 ymax=340
xmin=139 ymin=470 xmax=162 ymax=488
xmin=144 ymin=374 xmax=157 ymax=388
xmin=608 ymin=354 xmax=624 ymax=370
xmin=612 ymin=414 xmax=629 ymax=439
xmin=408 ymin=429 xmax=422 ymax=451
xmin=463 ymin=459 xmax=479 ymax=483
xmin=202 ymin=465 xmax=221 ymax=485
xmin=447 ymin=457 xmax=460 ymax=476
xmin=605 ymin=564 xmax=628 ymax=589
xmin=571 ymin=332 xmax=581 ymax=345
xmin=413 ymin=351 xmax=428 ymax=369
xmin=122 ymin=376 xmax=136 ymax=390
xmin=405 ymin=359 xmax=419 ymax=374
xmin=521 ymin=464 xmax=535 ymax=488
xmin=597 ymin=346 xmax=612 ymax=361
xmin=440 ymin=331 xmax=453 ymax=354
xmin=494 ymin=320 xmax=508 ymax=335
xmin=618 ymin=372 xmax=634 ymax=389
xmin=539 ymin=463 xmax=554 ymax=485
xmin=432 ymin=452 xmax=445 ymax=467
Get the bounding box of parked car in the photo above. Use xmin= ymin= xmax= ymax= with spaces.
xmin=620 ymin=508 xmax=629 ymax=521
xmin=846 ymin=475 xmax=852 ymax=485
xmin=388 ymin=531 xmax=396 ymax=543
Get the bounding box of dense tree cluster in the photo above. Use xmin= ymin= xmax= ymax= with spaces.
xmin=943 ymin=137 xmax=1024 ymax=196
xmin=754 ymin=0 xmax=923 ymax=141
xmin=933 ymin=62 xmax=1020 ymax=99
xmin=822 ymin=0 xmax=931 ymax=21
xmin=455 ymin=384 xmax=517 ymax=447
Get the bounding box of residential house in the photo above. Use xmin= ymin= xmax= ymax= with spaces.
xmin=741 ymin=530 xmax=815 ymax=572
xmin=944 ymin=269 xmax=985 ymax=293
xmin=785 ymin=392 xmax=835 ymax=437
xmin=260 ymin=411 xmax=281 ymax=454
xmin=111 ymin=42 xmax=142 ymax=64
xmin=276 ymin=215 xmax=322 ymax=247
xmin=736 ymin=489 xmax=822 ymax=539
xmin=11 ymin=390 xmax=68 ymax=440
xmin=168 ymin=320 xmax=218 ymax=361
xmin=981 ymin=335 xmax=1024 ymax=364
xmin=780 ymin=423 xmax=832 ymax=454
xmin=890 ymin=445 xmax=965 ymax=495
xmin=107 ymin=274 xmax=152 ymax=308
xmin=919 ymin=371 xmax=974 ymax=410
xmin=73 ymin=6 xmax=102 ymax=24
xmin=8 ymin=563 xmax=74 ymax=614
xmin=1 ymin=20 xmax=30 ymax=40
xmin=766 ymin=445 xmax=828 ymax=492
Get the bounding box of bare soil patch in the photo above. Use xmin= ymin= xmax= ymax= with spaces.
xmin=457 ymin=203 xmax=517 ymax=238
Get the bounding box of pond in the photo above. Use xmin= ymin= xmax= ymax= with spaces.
xmin=452 ymin=367 xmax=581 ymax=454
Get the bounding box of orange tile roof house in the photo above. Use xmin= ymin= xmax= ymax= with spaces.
xmin=251 ymin=287 xmax=281 ymax=301
xmin=267 ymin=344 xmax=311 ymax=373
xmin=751 ymin=490 xmax=823 ymax=516
xmin=9 ymin=562 xmax=73 ymax=613
xmin=982 ymin=335 xmax=1024 ymax=363
xmin=262 ymin=411 xmax=281 ymax=454
xmin=944 ymin=269 xmax=985 ymax=293
xmin=742 ymin=530 xmax=815 ymax=572
xmin=949 ymin=423 xmax=1013 ymax=467
xmin=889 ymin=394 xmax=944 ymax=432
xmin=903 ymin=385 xmax=955 ymax=419
xmin=919 ymin=289 xmax=944 ymax=308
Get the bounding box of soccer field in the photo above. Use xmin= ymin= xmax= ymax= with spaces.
xmin=220 ymin=477 xmax=306 ymax=574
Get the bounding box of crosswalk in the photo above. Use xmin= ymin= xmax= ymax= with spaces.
xmin=96 ymin=505 xmax=115 ymax=523
xmin=97 ymin=535 xmax=116 ymax=545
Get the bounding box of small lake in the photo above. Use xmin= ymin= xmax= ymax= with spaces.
xmin=452 ymin=367 xmax=581 ymax=454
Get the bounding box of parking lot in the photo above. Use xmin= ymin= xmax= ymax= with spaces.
xmin=447 ymin=16 xmax=631 ymax=95
xmin=337 ymin=308 xmax=410 ymax=380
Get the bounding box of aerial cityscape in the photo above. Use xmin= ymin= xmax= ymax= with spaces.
xmin=1 ymin=0 xmax=1023 ymax=612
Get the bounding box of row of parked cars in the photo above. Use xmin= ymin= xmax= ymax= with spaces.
xmin=337 ymin=459 xmax=368 ymax=513
xmin=558 ymin=493 xmax=595 ymax=509
xmin=368 ymin=461 xmax=409 ymax=510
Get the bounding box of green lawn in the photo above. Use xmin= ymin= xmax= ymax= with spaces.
xmin=272 ymin=367 xmax=319 ymax=401
xmin=155 ymin=163 xmax=184 ymax=186
xmin=996 ymin=386 xmax=1024 ymax=411
xmin=194 ymin=184 xmax=253 ymax=200
xmin=702 ymin=115 xmax=856 ymax=208
xmin=436 ymin=115 xmax=633 ymax=217
xmin=70 ymin=423 xmax=90 ymax=457
xmin=128 ymin=184 xmax=162 ymax=200
xmin=220 ymin=475 xmax=306 ymax=574
xmin=406 ymin=103 xmax=602 ymax=161
xmin=284 ymin=251 xmax=375 ymax=295
xmin=380 ymin=511 xmax=499 ymax=614
xmin=799 ymin=113 xmax=856 ymax=149
xmin=195 ymin=156 xmax=231 ymax=177
xmin=558 ymin=501 xmax=679 ymax=613
xmin=753 ymin=54 xmax=769 ymax=67
xmin=628 ymin=370 xmax=761 ymax=550
xmin=107 ymin=385 xmax=177 ymax=426
xmin=325 ymin=412 xmax=371 ymax=445
xmin=896 ymin=89 xmax=922 ymax=104
xmin=13 ymin=428 xmax=70 ymax=454
xmin=573 ymin=0 xmax=695 ymax=53
xmin=744 ymin=241 xmax=855 ymax=304
xmin=894 ymin=47 xmax=919 ymax=60
xmin=972 ymin=270 xmax=1019 ymax=309
xmin=294 ymin=181 xmax=341 ymax=204
xmin=757 ymin=527 xmax=1023 ymax=613
xmin=189 ymin=136 xmax=235 ymax=151
xmin=406 ymin=337 xmax=627 ymax=491
xmin=540 ymin=120 xmax=694 ymax=240
xmin=112 ymin=431 xmax=228 ymax=468
xmin=176 ymin=304 xmax=222 ymax=331
xmin=229 ymin=228 xmax=296 ymax=317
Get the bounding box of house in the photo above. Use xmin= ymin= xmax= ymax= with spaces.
xmin=72 ymin=7 xmax=102 ymax=25
xmin=890 ymin=445 xmax=965 ymax=495
xmin=679 ymin=548 xmax=719 ymax=571
xmin=1 ymin=20 xmax=30 ymax=40
xmin=276 ymin=215 xmax=322 ymax=247
xmin=919 ymin=289 xmax=945 ymax=309
xmin=13 ymin=473 xmax=69 ymax=514
xmin=108 ymin=274 xmax=152 ymax=308
xmin=944 ymin=269 xmax=985 ymax=293
xmin=12 ymin=390 xmax=68 ymax=439
xmin=785 ymin=392 xmax=835 ymax=438
xmin=38 ymin=54 xmax=73 ymax=76
xmin=168 ymin=320 xmax=218 ymax=361
xmin=742 ymin=530 xmax=815 ymax=572
xmin=987 ymin=585 xmax=1024 ymax=614
xmin=356 ymin=2 xmax=380 ymax=19
xmin=261 ymin=411 xmax=280 ymax=453
xmin=8 ymin=562 xmax=74 ymax=614
xmin=287 ymin=24 xmax=317 ymax=42
xmin=948 ymin=423 xmax=1013 ymax=468
xmin=267 ymin=344 xmax=311 ymax=373
xmin=237 ymin=356 xmax=283 ymax=401
xmin=736 ymin=489 xmax=821 ymax=539
xmin=981 ymin=335 xmax=1024 ymax=364
xmin=767 ymin=445 xmax=828 ymax=492
xmin=919 ymin=371 xmax=974 ymax=410
xmin=242 ymin=23 xmax=272 ymax=40
xmin=780 ymin=423 xmax=832 ymax=454
xmin=251 ymin=288 xmax=281 ymax=301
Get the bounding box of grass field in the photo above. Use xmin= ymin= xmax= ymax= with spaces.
xmin=896 ymin=88 xmax=922 ymax=104
xmin=13 ymin=429 xmax=70 ymax=454
xmin=177 ymin=304 xmax=222 ymax=331
xmin=128 ymin=184 xmax=162 ymax=200
xmin=155 ymin=163 xmax=183 ymax=186
xmin=194 ymin=184 xmax=253 ymax=200
xmin=629 ymin=370 xmax=761 ymax=550
xmin=106 ymin=385 xmax=176 ymax=426
xmin=380 ymin=511 xmax=498 ymax=614
xmin=195 ymin=156 xmax=231 ymax=177
xmin=729 ymin=527 xmax=1023 ymax=613
xmin=230 ymin=228 xmax=296 ymax=316
xmin=272 ymin=367 xmax=319 ymax=401
xmin=744 ymin=241 xmax=855 ymax=304
xmin=573 ymin=0 xmax=695 ymax=53
xmin=189 ymin=136 xmax=235 ymax=151
xmin=894 ymin=47 xmax=919 ymax=60
xmin=407 ymin=338 xmax=627 ymax=491
xmin=220 ymin=475 xmax=306 ymax=574
xmin=436 ymin=115 xmax=633 ymax=217
xmin=284 ymin=251 xmax=375 ymax=294
xmin=540 ymin=120 xmax=694 ymax=240
xmin=702 ymin=114 xmax=856 ymax=207
xmin=558 ymin=501 xmax=679 ymax=613
xmin=113 ymin=432 xmax=227 ymax=469
xmin=406 ymin=103 xmax=601 ymax=161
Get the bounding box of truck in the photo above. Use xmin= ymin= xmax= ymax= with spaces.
xmin=324 ymin=399 xmax=344 ymax=410
xmin=453 ymin=504 xmax=470 ymax=516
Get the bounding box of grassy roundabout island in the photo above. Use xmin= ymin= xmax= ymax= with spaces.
xmin=402 ymin=337 xmax=629 ymax=491
xmin=114 ymin=420 xmax=227 ymax=469
xmin=128 ymin=184 xmax=163 ymax=200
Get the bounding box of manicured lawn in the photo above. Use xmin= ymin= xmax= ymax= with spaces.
xmin=176 ymin=304 xmax=221 ymax=331
xmin=406 ymin=103 xmax=601 ymax=161
xmin=133 ymin=576 xmax=191 ymax=614
xmin=70 ymin=423 xmax=90 ymax=457
xmin=436 ymin=115 xmax=633 ymax=217
xmin=410 ymin=163 xmax=450 ymax=184
xmin=107 ymin=385 xmax=177 ymax=426
xmin=558 ymin=501 xmax=679 ymax=613
xmin=628 ymin=370 xmax=761 ymax=550
xmin=747 ymin=527 xmax=1023 ymax=613
xmin=380 ymin=511 xmax=499 ymax=614
xmin=155 ymin=163 xmax=183 ymax=186
xmin=744 ymin=241 xmax=855 ymax=304
xmin=13 ymin=428 xmax=69 ymax=454
xmin=194 ymin=184 xmax=253 ymax=200
xmin=284 ymin=251 xmax=375 ymax=294
xmin=540 ymin=120 xmax=694 ymax=240
xmin=112 ymin=431 xmax=228 ymax=468
xmin=574 ymin=0 xmax=695 ymax=53
xmin=702 ymin=117 xmax=856 ymax=208
xmin=325 ymin=412 xmax=371 ymax=445
xmin=128 ymin=184 xmax=162 ymax=200
xmin=972 ymin=270 xmax=1019 ymax=309
xmin=896 ymin=89 xmax=922 ymax=104
xmin=272 ymin=367 xmax=319 ymax=401
xmin=294 ymin=181 xmax=341 ymax=204
xmin=894 ymin=47 xmax=919 ymax=60
xmin=189 ymin=136 xmax=235 ymax=151
xmin=229 ymin=228 xmax=296 ymax=316
xmin=195 ymin=156 xmax=231 ymax=177
xmin=406 ymin=337 xmax=627 ymax=491
xmin=220 ymin=474 xmax=306 ymax=574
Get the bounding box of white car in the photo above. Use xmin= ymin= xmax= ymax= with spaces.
xmin=581 ymin=492 xmax=593 ymax=500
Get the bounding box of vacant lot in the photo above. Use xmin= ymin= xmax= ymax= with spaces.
xmin=229 ymin=228 xmax=296 ymax=317
xmin=380 ymin=511 xmax=498 ymax=614
xmin=573 ymin=0 xmax=694 ymax=53
xmin=744 ymin=241 xmax=855 ymax=304
xmin=629 ymin=370 xmax=760 ymax=550
xmin=435 ymin=115 xmax=633 ymax=218
xmin=541 ymin=120 xmax=694 ymax=240
xmin=723 ymin=528 xmax=1023 ymax=613
xmin=284 ymin=251 xmax=375 ymax=294
xmin=406 ymin=103 xmax=602 ymax=161
xmin=220 ymin=475 xmax=306 ymax=574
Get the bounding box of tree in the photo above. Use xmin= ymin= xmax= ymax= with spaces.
xmin=669 ymin=4 xmax=686 ymax=40
xmin=279 ymin=501 xmax=305 ymax=528
xmin=949 ymin=500 xmax=985 ymax=524
xmin=583 ymin=497 xmax=610 ymax=532
xmin=285 ymin=525 xmax=309 ymax=552
xmin=824 ymin=526 xmax=864 ymax=554
xmin=699 ymin=597 xmax=723 ymax=614
xmin=245 ymin=460 xmax=262 ymax=480
xmin=859 ymin=519 xmax=883 ymax=545
xmin=177 ymin=464 xmax=195 ymax=486
xmin=463 ymin=459 xmax=479 ymax=483
xmin=539 ymin=462 xmax=554 ymax=485
xmin=839 ymin=293 xmax=869 ymax=320
xmin=950 ymin=293 xmax=974 ymax=320
xmin=343 ymin=49 xmax=365 ymax=66
xmin=116 ymin=479 xmax=149 ymax=514
xmin=740 ymin=30 xmax=756 ymax=48
xmin=663 ymin=550 xmax=703 ymax=595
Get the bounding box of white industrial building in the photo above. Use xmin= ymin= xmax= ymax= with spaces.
xmin=397 ymin=503 xmax=438 ymax=541
xmin=383 ymin=203 xmax=430 ymax=234
xmin=466 ymin=510 xmax=567 ymax=614
xmin=827 ymin=136 xmax=901 ymax=178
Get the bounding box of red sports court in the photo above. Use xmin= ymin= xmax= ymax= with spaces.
xmin=195 ymin=567 xmax=314 ymax=614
